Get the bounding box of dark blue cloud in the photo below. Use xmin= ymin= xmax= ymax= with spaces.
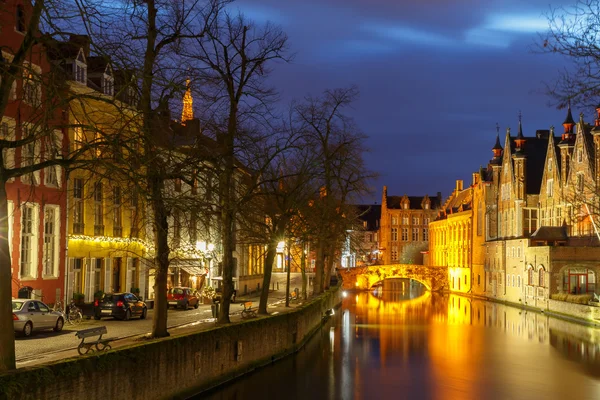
xmin=234 ymin=0 xmax=579 ymax=201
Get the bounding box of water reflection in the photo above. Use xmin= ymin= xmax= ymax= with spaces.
xmin=200 ymin=285 xmax=600 ymax=400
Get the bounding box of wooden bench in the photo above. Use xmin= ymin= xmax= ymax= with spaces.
xmin=75 ymin=326 xmax=113 ymax=355
xmin=241 ymin=301 xmax=257 ymax=319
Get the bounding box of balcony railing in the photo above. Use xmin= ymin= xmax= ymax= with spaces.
xmin=94 ymin=225 xmax=105 ymax=236
xmin=73 ymin=223 xmax=85 ymax=234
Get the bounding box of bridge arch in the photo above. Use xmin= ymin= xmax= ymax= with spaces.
xmin=339 ymin=264 xmax=448 ymax=292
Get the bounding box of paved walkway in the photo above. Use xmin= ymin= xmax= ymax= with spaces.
xmin=16 ymin=273 xmax=310 ymax=368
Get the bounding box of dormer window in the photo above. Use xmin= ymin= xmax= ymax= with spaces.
xmin=127 ymin=85 xmax=138 ymax=105
xmin=74 ymin=49 xmax=87 ymax=84
xmin=403 ymin=203 xmax=408 ymax=210
xmin=425 ymin=203 xmax=429 ymax=210
xmin=103 ymin=65 xmax=114 ymax=96
xmin=16 ymin=5 xmax=26 ymax=33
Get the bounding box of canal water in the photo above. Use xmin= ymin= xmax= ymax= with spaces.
xmin=200 ymin=281 xmax=600 ymax=400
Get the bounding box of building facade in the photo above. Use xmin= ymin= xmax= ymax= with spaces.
xmin=379 ymin=186 xmax=441 ymax=265
xmin=2 ymin=0 xmax=68 ymax=304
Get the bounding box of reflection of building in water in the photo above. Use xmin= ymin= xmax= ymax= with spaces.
xmin=550 ymin=329 xmax=600 ymax=377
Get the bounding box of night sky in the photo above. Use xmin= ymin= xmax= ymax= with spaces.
xmin=234 ymin=0 xmax=579 ymax=203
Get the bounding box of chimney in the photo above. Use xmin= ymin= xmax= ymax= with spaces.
xmin=69 ymin=34 xmax=91 ymax=57
xmin=456 ymin=180 xmax=463 ymax=192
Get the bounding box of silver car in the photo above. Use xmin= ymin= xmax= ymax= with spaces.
xmin=12 ymin=299 xmax=65 ymax=337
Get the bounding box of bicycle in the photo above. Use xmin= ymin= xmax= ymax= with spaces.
xmin=66 ymin=302 xmax=83 ymax=325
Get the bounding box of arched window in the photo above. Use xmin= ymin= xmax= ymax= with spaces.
xmin=528 ymin=268 xmax=534 ymax=285
xmin=539 ymin=268 xmax=545 ymax=288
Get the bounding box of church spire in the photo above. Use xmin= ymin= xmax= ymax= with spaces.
xmin=562 ymin=101 xmax=575 ymax=136
xmin=181 ymin=79 xmax=194 ymax=124
xmin=515 ymin=111 xmax=526 ymax=151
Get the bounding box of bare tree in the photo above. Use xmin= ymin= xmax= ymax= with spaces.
xmin=79 ymin=0 xmax=226 ymax=337
xmin=184 ymin=12 xmax=289 ymax=323
xmin=292 ymin=87 xmax=374 ymax=294
xmin=538 ymin=0 xmax=600 ymax=107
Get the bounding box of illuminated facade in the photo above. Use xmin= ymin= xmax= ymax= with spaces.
xmin=48 ymin=36 xmax=150 ymax=303
xmin=475 ymin=109 xmax=600 ymax=305
xmin=429 ymin=179 xmax=486 ymax=294
xmin=341 ymin=204 xmax=381 ymax=268
xmin=2 ymin=1 xmax=68 ymax=304
xmin=379 ymin=186 xmax=441 ymax=265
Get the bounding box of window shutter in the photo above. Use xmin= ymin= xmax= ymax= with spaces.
xmin=125 ymin=257 xmax=133 ymax=292
xmin=104 ymin=257 xmax=112 ymax=293
xmin=138 ymin=259 xmax=146 ymax=300
xmin=66 ymin=258 xmax=75 ymax=303
xmin=90 ymin=258 xmax=96 ymax=295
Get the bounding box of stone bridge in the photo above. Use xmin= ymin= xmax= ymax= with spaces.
xmin=338 ymin=264 xmax=448 ymax=291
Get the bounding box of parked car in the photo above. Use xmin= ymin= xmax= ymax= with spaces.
xmin=12 ymin=299 xmax=65 ymax=337
xmin=94 ymin=292 xmax=147 ymax=320
xmin=167 ymin=287 xmax=200 ymax=310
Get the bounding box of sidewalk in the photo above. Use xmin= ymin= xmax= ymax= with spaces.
xmin=19 ymin=289 xmax=309 ymax=368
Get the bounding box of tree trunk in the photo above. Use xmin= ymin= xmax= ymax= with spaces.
xmin=259 ymin=240 xmax=277 ymax=314
xmin=314 ymin=239 xmax=325 ymax=295
xmin=217 ymin=99 xmax=238 ymax=323
xmin=285 ymin=237 xmax=291 ymax=307
xmin=324 ymin=243 xmax=335 ymax=290
xmin=150 ymin=173 xmax=170 ymax=338
xmin=0 ymin=180 xmax=16 ymax=372
xmin=301 ymin=241 xmax=307 ymax=300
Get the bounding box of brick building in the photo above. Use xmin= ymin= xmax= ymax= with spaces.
xmin=1 ymin=0 xmax=68 ymax=304
xmin=379 ymin=186 xmax=441 ymax=265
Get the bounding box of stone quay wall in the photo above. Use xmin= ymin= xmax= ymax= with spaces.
xmin=0 ymin=285 xmax=341 ymax=400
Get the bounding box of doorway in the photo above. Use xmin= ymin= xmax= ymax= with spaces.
xmin=113 ymin=257 xmax=122 ymax=292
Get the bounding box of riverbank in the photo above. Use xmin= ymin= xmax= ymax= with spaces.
xmin=457 ymin=291 xmax=600 ymax=328
xmin=0 ymin=284 xmax=341 ymax=400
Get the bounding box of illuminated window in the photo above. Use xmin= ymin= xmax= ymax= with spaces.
xmin=391 ymin=216 xmax=397 ymax=225
xmin=412 ymin=228 xmax=419 ymax=241
xmin=73 ymin=178 xmax=84 ymax=234
xmin=94 ymin=182 xmax=104 ymax=235
xmin=577 ymin=173 xmax=584 ymax=193
xmin=547 ymin=179 xmax=553 ymax=197
xmin=20 ymin=204 xmax=38 ymax=278
xmin=401 ymin=228 xmax=408 ymax=241
xmin=391 ymin=227 xmax=397 ymax=241
xmin=43 ymin=206 xmax=59 ymax=277
xmin=113 ymin=186 xmax=122 ymax=237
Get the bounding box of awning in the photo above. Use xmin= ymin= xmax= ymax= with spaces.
xmin=180 ymin=266 xmax=205 ymax=275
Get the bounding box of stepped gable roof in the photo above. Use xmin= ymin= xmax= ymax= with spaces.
xmin=436 ymin=188 xmax=472 ymax=220
xmin=355 ymin=204 xmax=381 ymax=231
xmin=581 ymin=122 xmax=595 ymax=176
xmin=386 ymin=195 xmax=441 ymax=210
xmin=530 ymin=225 xmax=568 ymax=241
xmin=506 ymin=131 xmax=549 ymax=195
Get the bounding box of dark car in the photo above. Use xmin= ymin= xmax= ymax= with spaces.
xmin=94 ymin=292 xmax=147 ymax=321
xmin=167 ymin=287 xmax=200 ymax=310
